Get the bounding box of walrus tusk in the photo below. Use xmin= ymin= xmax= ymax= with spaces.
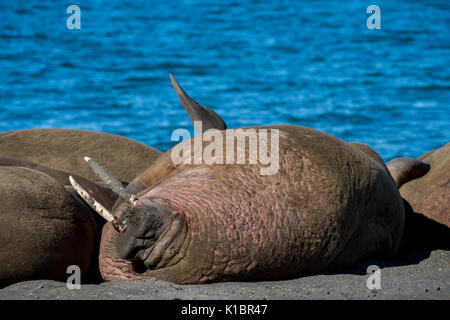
xmin=69 ymin=175 xmax=124 ymax=232
xmin=169 ymin=73 xmax=227 ymax=132
xmin=84 ymin=156 xmax=138 ymax=206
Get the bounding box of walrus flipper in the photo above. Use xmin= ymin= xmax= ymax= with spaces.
xmin=387 ymin=157 xmax=430 ymax=188
xmin=169 ymin=73 xmax=227 ymax=132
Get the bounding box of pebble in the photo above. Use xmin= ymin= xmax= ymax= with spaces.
xmin=367 ymin=289 xmax=377 ymax=297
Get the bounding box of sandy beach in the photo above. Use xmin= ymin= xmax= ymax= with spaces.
xmin=1 ymin=249 xmax=448 ymax=300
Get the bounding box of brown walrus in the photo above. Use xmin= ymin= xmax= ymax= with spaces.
xmin=388 ymin=143 xmax=449 ymax=228
xmin=0 ymin=129 xmax=161 ymax=183
xmin=387 ymin=145 xmax=450 ymax=253
xmin=0 ymin=166 xmax=98 ymax=287
xmin=71 ymin=75 xmax=405 ymax=284
xmin=0 ymin=158 xmax=121 ymax=287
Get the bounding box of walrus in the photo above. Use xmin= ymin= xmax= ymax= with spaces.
xmin=71 ymin=75 xmax=405 ymax=284
xmin=0 ymin=158 xmax=121 ymax=287
xmin=0 ymin=166 xmax=98 ymax=287
xmin=387 ymin=145 xmax=450 ymax=253
xmin=0 ymin=129 xmax=161 ymax=183
xmin=387 ymin=143 xmax=449 ymax=228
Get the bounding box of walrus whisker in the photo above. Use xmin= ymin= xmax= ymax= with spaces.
xmin=169 ymin=73 xmax=227 ymax=132
xmin=69 ymin=176 xmax=124 ymax=232
xmin=84 ymin=156 xmax=138 ymax=205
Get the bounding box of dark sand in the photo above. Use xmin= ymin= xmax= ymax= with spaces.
xmin=1 ymin=250 xmax=448 ymax=300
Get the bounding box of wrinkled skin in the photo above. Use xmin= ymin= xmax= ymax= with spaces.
xmin=0 ymin=166 xmax=98 ymax=287
xmin=99 ymin=126 xmax=405 ymax=284
xmin=0 ymin=129 xmax=161 ymax=182
xmin=390 ymin=143 xmax=449 ymax=228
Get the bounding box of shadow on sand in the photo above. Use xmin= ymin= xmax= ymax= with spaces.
xmin=338 ymin=200 xmax=450 ymax=276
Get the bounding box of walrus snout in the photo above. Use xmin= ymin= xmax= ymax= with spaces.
xmin=115 ymin=200 xmax=178 ymax=267
xmin=115 ymin=205 xmax=161 ymax=261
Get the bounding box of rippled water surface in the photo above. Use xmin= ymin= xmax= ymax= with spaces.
xmin=1 ymin=1 xmax=449 ymax=161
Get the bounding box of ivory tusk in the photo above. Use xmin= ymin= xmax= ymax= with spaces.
xmin=69 ymin=175 xmax=116 ymax=223
xmin=84 ymin=156 xmax=138 ymax=205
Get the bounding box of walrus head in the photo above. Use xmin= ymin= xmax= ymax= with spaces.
xmin=70 ymin=157 xmax=187 ymax=270
xmin=113 ymin=198 xmax=186 ymax=269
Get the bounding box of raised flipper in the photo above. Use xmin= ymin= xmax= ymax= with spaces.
xmin=170 ymin=73 xmax=227 ymax=132
xmin=387 ymin=157 xmax=430 ymax=188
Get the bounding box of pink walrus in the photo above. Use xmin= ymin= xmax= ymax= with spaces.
xmin=71 ymin=75 xmax=405 ymax=284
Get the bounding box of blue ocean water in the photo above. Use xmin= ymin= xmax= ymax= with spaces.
xmin=0 ymin=0 xmax=449 ymax=161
